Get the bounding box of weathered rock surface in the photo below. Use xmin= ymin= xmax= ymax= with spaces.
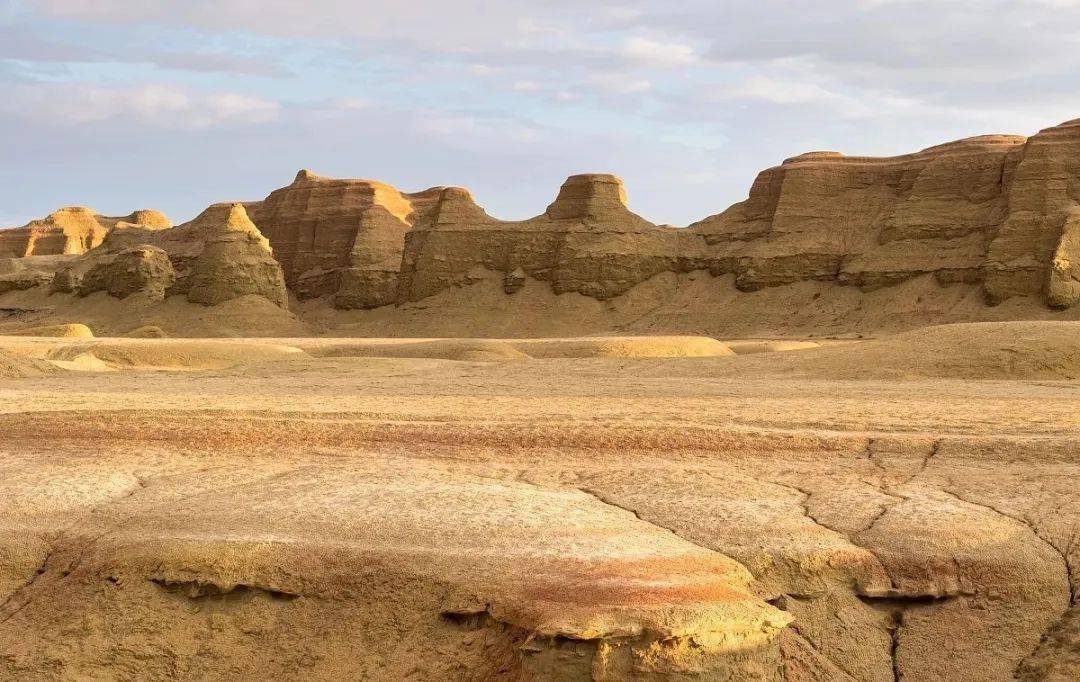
xmin=6 ymin=118 xmax=1080 ymax=323
xmin=0 ymin=207 xmax=170 ymax=257
xmin=184 ymin=204 xmax=288 ymax=307
xmin=985 ymin=119 xmax=1080 ymax=304
xmin=399 ymin=175 xmax=696 ymax=303
xmin=251 ymin=170 xmax=442 ymax=306
xmin=389 ymin=120 xmax=1080 ymax=311
xmin=52 ymin=245 xmax=175 ymax=301
xmin=0 ymin=327 xmax=1076 ymax=679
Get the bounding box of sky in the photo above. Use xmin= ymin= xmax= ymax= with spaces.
xmin=3 ymin=1 xmax=1080 ymax=227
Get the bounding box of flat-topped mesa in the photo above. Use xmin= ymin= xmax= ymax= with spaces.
xmin=545 ymin=174 xmax=630 ymax=221
xmin=689 ymin=133 xmax=1032 ymax=294
xmin=251 ymin=169 xmax=443 ymax=304
xmin=0 ymin=207 xmax=172 ymax=258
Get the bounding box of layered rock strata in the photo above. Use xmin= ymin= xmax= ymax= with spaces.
xmin=4 ymin=118 xmax=1080 ymax=313
xmin=250 ymin=170 xmax=442 ymax=306
xmin=181 ymin=204 xmax=288 ymax=307
xmin=0 ymin=207 xmax=170 ymax=258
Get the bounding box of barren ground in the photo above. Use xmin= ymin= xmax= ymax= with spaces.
xmin=0 ymin=326 xmax=1077 ymax=680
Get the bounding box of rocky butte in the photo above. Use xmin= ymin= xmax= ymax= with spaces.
xmin=2 ymin=118 xmax=1080 ymax=327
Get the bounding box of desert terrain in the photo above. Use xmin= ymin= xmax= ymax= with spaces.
xmin=2 ymin=120 xmax=1080 ymax=680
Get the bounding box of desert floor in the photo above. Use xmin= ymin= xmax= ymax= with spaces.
xmin=0 ymin=326 xmax=1077 ymax=680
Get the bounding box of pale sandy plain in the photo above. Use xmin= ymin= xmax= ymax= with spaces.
xmin=0 ymin=323 xmax=1077 ymax=680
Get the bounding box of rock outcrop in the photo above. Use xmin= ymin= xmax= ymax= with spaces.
xmin=52 ymin=244 xmax=175 ymax=301
xmin=391 ymin=120 xmax=1080 ymax=311
xmin=5 ymin=118 xmax=1080 ymax=318
xmin=398 ymin=175 xmax=696 ymax=302
xmin=184 ymin=204 xmax=288 ymax=307
xmin=0 ymin=207 xmax=170 ymax=257
xmin=251 ymin=170 xmax=442 ymax=307
xmin=693 ymin=136 xmax=1025 ymax=293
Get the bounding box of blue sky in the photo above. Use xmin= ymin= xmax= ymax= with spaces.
xmin=3 ymin=0 xmax=1080 ymax=227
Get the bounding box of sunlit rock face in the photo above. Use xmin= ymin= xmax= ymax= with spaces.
xmin=251 ymin=170 xmax=443 ymax=307
xmin=6 ymin=120 xmax=1080 ymax=314
xmin=0 ymin=207 xmax=170 ymax=258
xmin=398 ymin=175 xmax=702 ymax=303
xmin=182 ymin=203 xmax=288 ymax=308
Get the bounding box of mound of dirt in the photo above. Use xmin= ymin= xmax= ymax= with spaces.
xmin=44 ymin=339 xmax=306 ymax=371
xmin=0 ymin=349 xmax=56 ymax=377
xmin=294 ymin=335 xmax=731 ymax=361
xmin=301 ymin=338 xmax=529 ymax=361
xmin=5 ymin=323 xmax=94 ymax=338
xmin=126 ymin=325 xmax=168 ymax=338
xmin=513 ymin=336 xmax=733 ymax=358
xmin=734 ymin=321 xmax=1080 ymax=380
xmin=724 ymin=340 xmax=822 ymax=354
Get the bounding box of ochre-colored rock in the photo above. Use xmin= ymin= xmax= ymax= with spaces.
xmin=692 ymin=136 xmax=1026 ymax=293
xmin=0 ymin=207 xmax=170 ymax=257
xmin=985 ymin=119 xmax=1080 ymax=304
xmin=398 ymin=175 xmax=696 ymax=303
xmin=185 ymin=204 xmax=288 ymax=307
xmin=6 ymin=119 xmax=1080 ymax=315
xmin=251 ymin=170 xmax=442 ymax=306
xmin=51 ymin=242 xmax=175 ymax=301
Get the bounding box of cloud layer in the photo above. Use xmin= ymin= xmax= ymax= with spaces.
xmin=2 ymin=1 xmax=1079 ymax=226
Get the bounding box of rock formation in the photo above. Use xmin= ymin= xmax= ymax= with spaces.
xmin=183 ymin=204 xmax=288 ymax=307
xmin=52 ymin=242 xmax=175 ymax=301
xmin=4 ymin=118 xmax=1080 ymax=320
xmin=250 ymin=170 xmax=442 ymax=307
xmin=398 ymin=175 xmax=693 ymax=302
xmin=0 ymin=207 xmax=170 ymax=258
xmin=391 ymin=120 xmax=1080 ymax=311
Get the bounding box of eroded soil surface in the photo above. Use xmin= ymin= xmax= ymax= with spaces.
xmin=0 ymin=331 xmax=1077 ymax=680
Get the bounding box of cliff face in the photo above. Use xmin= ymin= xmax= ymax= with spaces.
xmin=399 ymin=175 xmax=699 ymax=303
xmin=4 ymin=118 xmax=1080 ymax=321
xmin=0 ymin=208 xmax=170 ymax=258
xmin=172 ymin=203 xmax=288 ymax=307
xmin=691 ymin=135 xmax=1026 ymax=293
xmin=396 ymin=120 xmax=1080 ymax=311
xmin=250 ymin=170 xmax=442 ymax=306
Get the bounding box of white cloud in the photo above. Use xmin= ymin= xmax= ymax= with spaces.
xmin=585 ymin=73 xmax=652 ymax=95
xmin=1 ymin=83 xmax=280 ymax=128
xmin=618 ymin=37 xmax=697 ymax=66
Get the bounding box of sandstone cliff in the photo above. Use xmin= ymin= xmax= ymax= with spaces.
xmin=394 ymin=119 xmax=1080 ymax=311
xmin=250 ymin=170 xmax=442 ymax=306
xmin=398 ymin=175 xmax=697 ymax=302
xmin=0 ymin=207 xmax=170 ymax=258
xmin=178 ymin=203 xmax=288 ymax=307
xmin=4 ymin=118 xmax=1080 ymax=331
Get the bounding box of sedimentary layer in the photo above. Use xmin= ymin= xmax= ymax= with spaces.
xmin=4 ymin=118 xmax=1080 ymax=329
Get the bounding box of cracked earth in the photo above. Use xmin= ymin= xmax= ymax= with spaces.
xmin=0 ymin=339 xmax=1078 ymax=680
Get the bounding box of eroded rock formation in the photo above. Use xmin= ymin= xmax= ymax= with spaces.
xmin=0 ymin=207 xmax=170 ymax=258
xmin=183 ymin=203 xmax=287 ymax=307
xmin=399 ymin=175 xmax=694 ymax=302
xmin=250 ymin=170 xmax=443 ymax=306
xmin=4 ymin=118 xmax=1080 ymax=316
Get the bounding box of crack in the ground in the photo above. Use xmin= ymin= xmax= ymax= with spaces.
xmin=0 ymin=471 xmax=152 ymax=625
xmin=938 ymin=487 xmax=1075 ymax=607
xmin=576 ymin=486 xmax=719 ymax=555
xmin=890 ymin=609 xmax=903 ymax=682
xmin=934 ymin=486 xmax=1077 ymax=678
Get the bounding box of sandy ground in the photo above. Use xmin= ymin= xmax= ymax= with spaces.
xmin=0 ymin=326 xmax=1078 ymax=680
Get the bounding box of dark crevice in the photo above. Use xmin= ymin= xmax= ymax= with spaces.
xmin=150 ymin=577 xmax=299 ymax=602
